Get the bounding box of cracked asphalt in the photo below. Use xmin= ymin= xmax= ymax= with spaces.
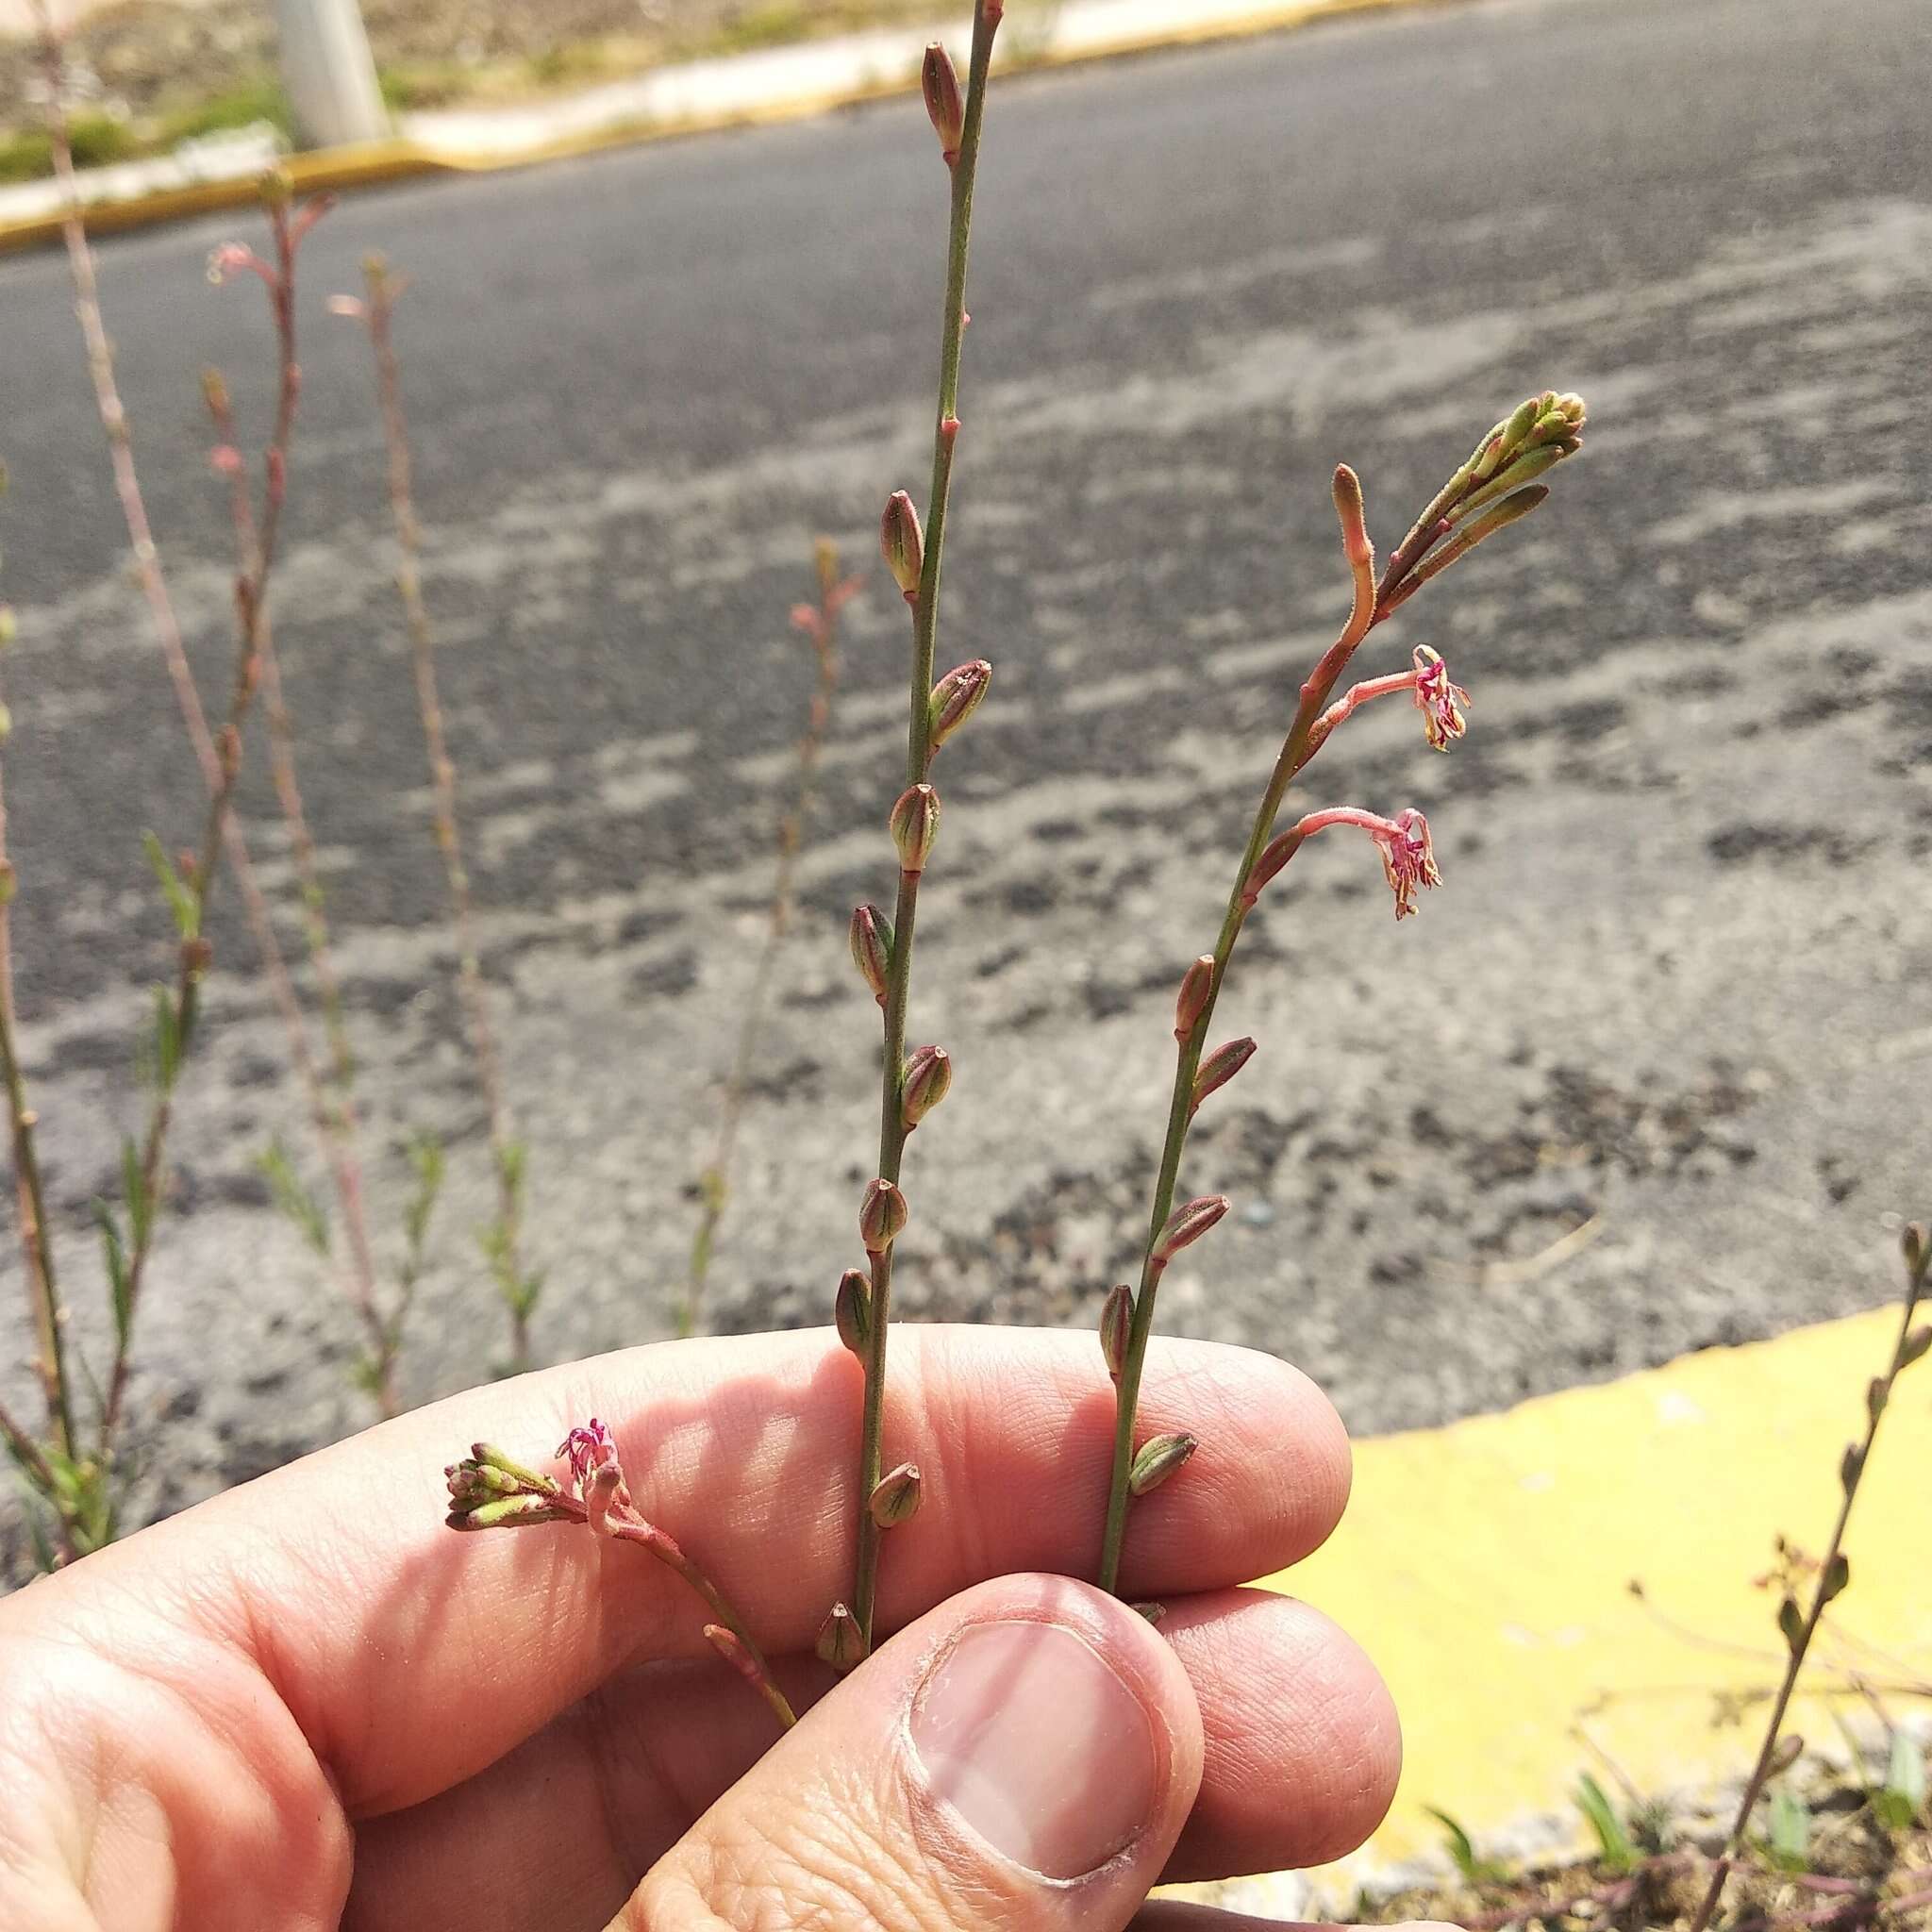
xmin=1 ymin=0 xmax=1929 ymax=1557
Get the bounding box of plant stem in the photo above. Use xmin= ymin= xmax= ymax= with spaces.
xmin=0 ymin=731 xmax=74 ymax=1467
xmin=1098 ymin=478 xmax=1379 ymax=1593
xmin=35 ymin=12 xmax=376 ymax=1465
xmin=1684 ymin=1257 xmax=1927 ymax=1932
xmin=684 ymin=545 xmax=848 ymax=1338
xmin=349 ymin=260 xmax=536 ymax=1371
xmin=848 ymin=0 xmax=1001 ymax=1652
xmin=98 ymin=195 xmax=317 ymax=1452
xmin=608 ymin=1518 xmax=797 ymax=1728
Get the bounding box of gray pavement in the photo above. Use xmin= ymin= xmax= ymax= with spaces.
xmin=1 ymin=0 xmax=1929 ymax=1552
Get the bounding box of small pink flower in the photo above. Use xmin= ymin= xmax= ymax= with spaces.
xmin=556 ymin=1417 xmax=616 ymax=1494
xmin=1411 ymin=645 xmax=1469 ymax=751
xmin=206 ymin=242 xmax=274 ymax=289
xmin=208 ymin=444 xmax=245 ymax=477
xmin=1374 ymin=807 xmax=1441 ymax=920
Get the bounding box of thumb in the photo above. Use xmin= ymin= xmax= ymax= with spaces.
xmin=623 ymin=1573 xmax=1205 ymax=1931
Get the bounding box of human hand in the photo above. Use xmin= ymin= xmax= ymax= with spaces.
xmin=0 ymin=1325 xmax=1419 ymax=1931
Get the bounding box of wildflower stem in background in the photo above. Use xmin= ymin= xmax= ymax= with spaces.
xmin=1097 ymin=402 xmax=1584 ymax=1594
xmin=844 ymin=0 xmax=1004 ymax=1657
xmin=97 ymin=183 xmax=335 ymax=1458
xmin=1684 ymin=1222 xmax=1932 ymax=1932
xmin=683 ymin=541 xmax=859 ymax=1339
xmin=203 ymin=372 xmax=393 ymax=1410
xmin=333 ymin=258 xmax=538 ymax=1373
xmin=0 ymin=509 xmax=77 ymax=1532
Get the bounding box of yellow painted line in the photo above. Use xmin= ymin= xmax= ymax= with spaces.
xmin=1260 ymin=1305 xmax=1932 ymax=1884
xmin=0 ymin=0 xmax=1464 ymax=257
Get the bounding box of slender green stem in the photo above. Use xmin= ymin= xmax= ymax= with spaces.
xmin=1098 ymin=485 xmax=1378 ymax=1594
xmin=1684 ymin=1254 xmax=1926 ymax=1932
xmin=849 ymin=0 xmax=1001 ymax=1649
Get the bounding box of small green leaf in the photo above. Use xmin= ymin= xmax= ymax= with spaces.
xmin=150 ymin=985 xmax=181 ymax=1091
xmin=1429 ymin=1800 xmax=1483 ymax=1877
xmin=1876 ymin=1731 xmax=1927 ymax=1831
xmin=142 ymin=830 xmax=200 ymax=941
xmin=1574 ymin=1773 xmax=1636 ymax=1874
xmin=1767 ymin=1784 xmax=1810 ymax=1873
xmin=120 ymin=1137 xmax=151 ymax=1253
xmin=96 ymin=1202 xmax=131 ymax=1347
xmin=257 ymin=1140 xmax=330 ymax=1257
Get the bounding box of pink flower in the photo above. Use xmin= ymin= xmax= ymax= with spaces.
xmin=556 ymin=1417 xmax=617 ymax=1494
xmin=1410 ymin=645 xmax=1469 ymax=751
xmin=1374 ymin=808 xmax=1441 ymax=920
xmin=206 ymin=242 xmax=274 ymax=289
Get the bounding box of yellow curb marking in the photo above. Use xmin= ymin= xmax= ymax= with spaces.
xmin=0 ymin=0 xmax=1464 ymax=256
xmin=1260 ymin=1304 xmax=1932 ymax=1883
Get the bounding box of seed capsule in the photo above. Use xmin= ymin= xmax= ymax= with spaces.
xmin=1127 ymin=1432 xmax=1197 ymax=1497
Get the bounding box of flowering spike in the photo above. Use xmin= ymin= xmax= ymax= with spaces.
xmin=849 ymin=904 xmax=893 ymax=1006
xmin=900 ymin=1044 xmax=953 ymax=1128
xmin=927 ymin=658 xmax=991 ymax=750
xmin=889 ymin=783 xmax=941 ymax=875
xmin=858 ymin=1177 xmax=908 ymax=1254
xmin=835 ymin=1268 xmax=872 ymax=1357
xmin=1174 ymin=955 xmax=1215 ymax=1041
xmin=1410 ymin=645 xmax=1470 ymax=751
xmin=816 ymin=1602 xmax=868 ymax=1670
xmin=1100 ymin=1284 xmax=1133 ymax=1383
xmin=1127 ymin=1432 xmax=1197 ymax=1497
xmin=881 ymin=490 xmax=924 ymax=598
xmin=1191 ymin=1037 xmax=1257 ymax=1114
xmin=922 ymin=42 xmax=965 ymax=162
xmin=1153 ymin=1194 xmax=1230 ymax=1266
xmin=869 ymin=1461 xmax=923 ymax=1527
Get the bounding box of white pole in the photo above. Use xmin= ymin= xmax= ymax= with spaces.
xmin=272 ymin=0 xmax=391 ymax=150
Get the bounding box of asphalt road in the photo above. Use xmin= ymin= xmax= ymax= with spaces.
xmin=2 ymin=0 xmax=1929 ymax=1548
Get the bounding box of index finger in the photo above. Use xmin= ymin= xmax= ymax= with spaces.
xmin=6 ymin=1325 xmax=1348 ymax=1815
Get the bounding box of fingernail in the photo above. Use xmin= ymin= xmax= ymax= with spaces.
xmin=908 ymin=1618 xmax=1159 ymax=1879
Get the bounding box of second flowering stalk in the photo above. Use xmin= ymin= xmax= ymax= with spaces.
xmin=829 ymin=0 xmax=1005 ymax=1666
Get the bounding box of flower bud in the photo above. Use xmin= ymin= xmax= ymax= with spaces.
xmin=1174 ymin=954 xmax=1215 ymax=1041
xmin=1153 ymin=1193 xmax=1229 ymax=1266
xmin=900 ymin=1043 xmax=953 ymax=1128
xmin=1127 ymin=1431 xmax=1197 ymax=1497
xmin=445 ymin=1492 xmax=575 ymax=1531
xmin=1332 ymin=463 xmax=1370 ymax=567
xmin=927 ymin=658 xmax=991 ymax=750
xmin=889 ymin=782 xmax=941 ymax=874
xmin=1242 ymin=827 xmax=1305 ymax=908
xmin=880 ymin=490 xmax=924 ymax=597
xmin=816 ymin=1602 xmax=868 ymax=1670
xmin=1099 ymin=1284 xmax=1133 ymax=1382
xmin=1191 ymin=1037 xmax=1257 ymax=1114
xmin=922 ymin=42 xmax=965 ymax=161
xmin=849 ymin=904 xmax=893 ymax=1006
xmin=858 ymin=1176 xmax=908 ymax=1253
xmin=835 ymin=1267 xmax=871 ymax=1357
xmin=869 ymin=1460 xmax=924 ymax=1527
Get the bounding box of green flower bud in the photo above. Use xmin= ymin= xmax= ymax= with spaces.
xmin=1127 ymin=1432 xmax=1197 ymax=1497
xmin=880 ymin=490 xmax=924 ymax=597
xmin=835 ymin=1267 xmax=871 ymax=1357
xmin=816 ymin=1602 xmax=868 ymax=1671
xmin=858 ymin=1176 xmax=908 ymax=1254
xmin=870 ymin=1461 xmax=924 ymax=1527
xmin=889 ymin=782 xmax=941 ymax=875
xmin=1152 ymin=1193 xmax=1229 ymax=1266
xmin=1099 ymin=1284 xmax=1132 ymax=1383
xmin=900 ymin=1043 xmax=953 ymax=1128
xmin=927 ymin=658 xmax=991 ymax=751
xmin=849 ymin=904 xmax=893 ymax=1006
